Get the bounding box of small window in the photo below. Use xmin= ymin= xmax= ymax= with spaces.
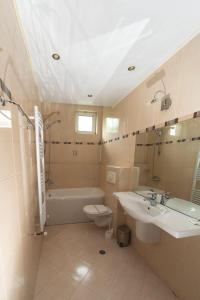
xmin=105 ymin=117 xmax=119 ymax=133
xmin=169 ymin=126 xmax=176 ymax=136
xmin=76 ymin=111 xmax=97 ymax=134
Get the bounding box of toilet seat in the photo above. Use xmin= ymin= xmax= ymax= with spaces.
xmin=83 ymin=205 xmax=112 ymax=227
xmin=83 ymin=205 xmax=111 ymax=215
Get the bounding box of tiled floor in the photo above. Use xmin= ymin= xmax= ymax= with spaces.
xmin=34 ymin=223 xmax=178 ymax=300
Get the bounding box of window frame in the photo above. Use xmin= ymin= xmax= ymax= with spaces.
xmin=75 ymin=111 xmax=97 ymax=135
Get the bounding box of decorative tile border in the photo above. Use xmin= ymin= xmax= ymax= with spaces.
xmin=101 ymin=112 xmax=200 ymax=145
xmin=45 ymin=134 xmax=200 ymax=147
xmin=135 ymin=136 xmax=200 ymax=147
xmin=192 ymin=137 xmax=200 ymax=141
xmin=193 ymin=111 xmax=200 ymax=118
xmin=177 ymin=138 xmax=186 ymax=143
xmin=45 ymin=140 xmax=101 ymax=145
xmin=44 ymin=111 xmax=200 ymax=147
xmin=165 ymin=118 xmax=178 ymax=127
xmin=146 ymin=125 xmax=155 ymax=132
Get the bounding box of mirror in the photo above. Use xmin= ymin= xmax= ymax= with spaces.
xmin=134 ymin=117 xmax=200 ymax=220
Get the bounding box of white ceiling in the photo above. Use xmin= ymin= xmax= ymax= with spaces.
xmin=16 ymin=0 xmax=200 ymax=107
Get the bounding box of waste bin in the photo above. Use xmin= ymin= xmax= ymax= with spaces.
xmin=117 ymin=225 xmax=131 ymax=247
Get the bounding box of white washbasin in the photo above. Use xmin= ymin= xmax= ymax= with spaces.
xmin=117 ymin=192 xmax=167 ymax=223
xmin=144 ymin=202 xmax=167 ymax=217
xmin=134 ymin=191 xmax=200 ymax=219
xmin=114 ymin=191 xmax=200 ymax=238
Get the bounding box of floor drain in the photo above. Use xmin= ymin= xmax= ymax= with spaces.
xmin=99 ymin=249 xmax=106 ymax=255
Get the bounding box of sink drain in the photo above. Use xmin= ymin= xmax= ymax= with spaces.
xmin=99 ymin=249 xmax=106 ymax=255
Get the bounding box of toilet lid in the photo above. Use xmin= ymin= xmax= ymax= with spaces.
xmin=96 ymin=205 xmax=109 ymax=214
xmin=84 ymin=205 xmax=109 ymax=215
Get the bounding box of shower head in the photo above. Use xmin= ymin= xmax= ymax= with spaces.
xmin=149 ymin=78 xmax=172 ymax=110
xmin=45 ymin=119 xmax=61 ymax=130
xmin=151 ymin=93 xmax=172 ymax=111
xmin=150 ymin=90 xmax=165 ymax=104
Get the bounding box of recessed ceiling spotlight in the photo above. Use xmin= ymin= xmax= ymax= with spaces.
xmin=88 ymin=94 xmax=93 ymax=97
xmin=52 ymin=53 xmax=60 ymax=60
xmin=128 ymin=65 xmax=136 ymax=71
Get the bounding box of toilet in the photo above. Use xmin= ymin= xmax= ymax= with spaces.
xmin=83 ymin=205 xmax=112 ymax=227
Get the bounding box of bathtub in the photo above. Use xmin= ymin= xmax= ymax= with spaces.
xmin=46 ymin=187 xmax=105 ymax=225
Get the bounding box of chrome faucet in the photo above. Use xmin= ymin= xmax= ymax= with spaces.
xmin=146 ymin=192 xmax=157 ymax=206
xmin=160 ymin=192 xmax=171 ymax=205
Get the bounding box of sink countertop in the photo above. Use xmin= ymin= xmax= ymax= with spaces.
xmin=114 ymin=191 xmax=200 ymax=238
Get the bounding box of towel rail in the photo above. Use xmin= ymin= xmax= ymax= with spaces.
xmin=0 ymin=97 xmax=35 ymax=128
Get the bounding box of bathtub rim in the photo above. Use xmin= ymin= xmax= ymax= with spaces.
xmin=45 ymin=187 xmax=105 ymax=200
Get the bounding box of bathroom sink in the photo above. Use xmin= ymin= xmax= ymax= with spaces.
xmin=144 ymin=202 xmax=167 ymax=217
xmin=114 ymin=191 xmax=200 ymax=239
xmin=117 ymin=193 xmax=167 ymax=223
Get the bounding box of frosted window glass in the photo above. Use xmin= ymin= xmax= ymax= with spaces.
xmin=78 ymin=115 xmax=93 ymax=132
xmin=76 ymin=111 xmax=97 ymax=134
xmin=105 ymin=117 xmax=119 ymax=133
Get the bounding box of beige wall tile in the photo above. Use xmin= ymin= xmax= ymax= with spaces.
xmin=0 ymin=1 xmax=42 ymax=299
xmin=48 ymin=163 xmax=100 ymax=188
xmin=43 ymin=103 xmax=102 ymax=188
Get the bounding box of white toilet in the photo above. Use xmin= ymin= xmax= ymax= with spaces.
xmin=83 ymin=205 xmax=112 ymax=227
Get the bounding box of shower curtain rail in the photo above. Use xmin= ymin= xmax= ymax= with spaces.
xmin=0 ymin=96 xmax=35 ymax=128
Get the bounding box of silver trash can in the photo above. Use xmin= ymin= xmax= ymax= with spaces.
xmin=117 ymin=225 xmax=131 ymax=247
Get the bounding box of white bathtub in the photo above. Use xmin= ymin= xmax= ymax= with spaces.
xmin=46 ymin=187 xmax=105 ymax=225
